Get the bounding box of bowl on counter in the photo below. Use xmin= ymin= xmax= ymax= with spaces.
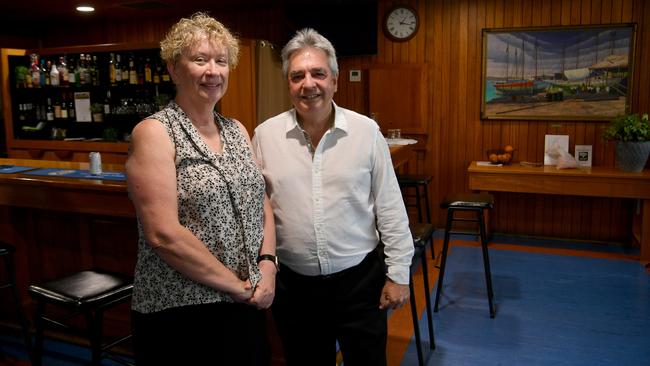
xmin=486 ymin=149 xmax=515 ymax=165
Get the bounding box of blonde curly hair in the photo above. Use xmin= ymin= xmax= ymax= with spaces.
xmin=160 ymin=12 xmax=239 ymax=68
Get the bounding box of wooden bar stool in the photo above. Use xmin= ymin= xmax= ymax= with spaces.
xmin=398 ymin=173 xmax=435 ymax=259
xmin=0 ymin=242 xmax=32 ymax=360
xmin=434 ymin=193 xmax=496 ymax=318
xmin=408 ymin=222 xmax=436 ymax=366
xmin=28 ymin=269 xmax=134 ymax=366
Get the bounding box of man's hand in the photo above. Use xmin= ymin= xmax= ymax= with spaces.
xmin=379 ymin=279 xmax=409 ymax=310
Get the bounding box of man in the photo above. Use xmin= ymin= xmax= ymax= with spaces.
xmin=252 ymin=28 xmax=413 ymax=366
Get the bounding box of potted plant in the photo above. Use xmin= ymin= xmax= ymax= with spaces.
xmin=91 ymin=103 xmax=104 ymax=122
xmin=603 ymin=113 xmax=650 ymax=172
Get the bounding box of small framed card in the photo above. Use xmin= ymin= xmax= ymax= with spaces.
xmin=74 ymin=92 xmax=92 ymax=122
xmin=575 ymin=145 xmax=593 ymax=168
xmin=544 ymin=135 xmax=569 ymax=166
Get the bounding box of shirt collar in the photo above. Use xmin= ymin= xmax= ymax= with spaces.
xmin=284 ymin=102 xmax=349 ymax=134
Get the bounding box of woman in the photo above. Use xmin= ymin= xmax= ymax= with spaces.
xmin=126 ymin=13 xmax=276 ymax=365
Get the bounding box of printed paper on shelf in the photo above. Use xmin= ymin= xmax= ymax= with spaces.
xmin=544 ymin=135 xmax=569 ymax=166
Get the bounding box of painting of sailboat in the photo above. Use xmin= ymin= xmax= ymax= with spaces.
xmin=481 ymin=24 xmax=636 ymax=120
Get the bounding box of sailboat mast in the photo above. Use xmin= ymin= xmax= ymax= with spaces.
xmin=521 ymin=38 xmax=525 ymax=79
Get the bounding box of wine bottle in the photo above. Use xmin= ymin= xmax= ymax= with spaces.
xmin=46 ymin=98 xmax=54 ymax=121
xmin=129 ymin=54 xmax=137 ymax=85
xmin=109 ymin=53 xmax=116 ymax=86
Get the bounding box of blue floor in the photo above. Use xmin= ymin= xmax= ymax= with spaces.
xmin=0 ymin=334 xmax=131 ymax=365
xmin=401 ymin=245 xmax=650 ymax=366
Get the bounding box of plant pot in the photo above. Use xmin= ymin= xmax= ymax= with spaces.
xmin=615 ymin=141 xmax=650 ymax=172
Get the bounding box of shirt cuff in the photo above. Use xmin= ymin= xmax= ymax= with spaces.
xmin=386 ymin=264 xmax=410 ymax=285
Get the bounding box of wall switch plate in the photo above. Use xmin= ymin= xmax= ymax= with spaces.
xmin=349 ymin=69 xmax=361 ymax=82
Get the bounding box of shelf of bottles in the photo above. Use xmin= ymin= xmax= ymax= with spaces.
xmin=9 ymin=48 xmax=175 ymax=142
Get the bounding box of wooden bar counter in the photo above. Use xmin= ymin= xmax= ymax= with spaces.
xmin=468 ymin=161 xmax=650 ymax=261
xmin=0 ymin=158 xmax=137 ymax=340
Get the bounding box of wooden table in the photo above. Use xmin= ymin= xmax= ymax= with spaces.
xmin=467 ymin=162 xmax=650 ymax=260
xmin=389 ymin=144 xmax=413 ymax=170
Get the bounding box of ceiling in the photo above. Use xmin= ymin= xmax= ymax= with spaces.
xmin=0 ymin=0 xmax=281 ymax=23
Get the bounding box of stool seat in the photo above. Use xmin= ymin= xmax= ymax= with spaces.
xmin=0 ymin=242 xmax=15 ymax=256
xmin=441 ymin=193 xmax=494 ymax=209
xmin=29 ymin=269 xmax=134 ymax=366
xmin=397 ymin=174 xmax=433 ymax=186
xmin=410 ymin=222 xmax=435 ymax=248
xmin=29 ymin=270 xmax=133 ymax=308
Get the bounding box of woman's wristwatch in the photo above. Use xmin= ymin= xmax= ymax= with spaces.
xmin=257 ymin=254 xmax=279 ymax=272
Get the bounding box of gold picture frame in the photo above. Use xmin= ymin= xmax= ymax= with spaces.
xmin=481 ymin=24 xmax=636 ymax=121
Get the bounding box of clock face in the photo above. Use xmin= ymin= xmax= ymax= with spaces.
xmin=384 ymin=6 xmax=419 ymax=41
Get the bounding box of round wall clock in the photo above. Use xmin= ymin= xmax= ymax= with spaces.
xmin=383 ymin=5 xmax=419 ymax=42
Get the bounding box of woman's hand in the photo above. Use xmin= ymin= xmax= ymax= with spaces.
xmin=231 ymin=279 xmax=254 ymax=303
xmin=249 ymin=261 xmax=277 ymax=309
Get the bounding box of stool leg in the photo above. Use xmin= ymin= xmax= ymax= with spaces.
xmin=421 ymin=186 xmax=435 ymax=261
xmin=86 ymin=310 xmax=104 ymax=366
xmin=409 ymin=273 xmax=424 ymax=366
xmin=478 ymin=209 xmax=496 ymax=318
xmin=3 ymin=253 xmax=32 ymax=359
xmin=419 ymin=248 xmax=435 ymax=349
xmin=423 ymin=183 xmax=432 ymax=224
xmin=434 ymin=209 xmax=454 ymax=312
xmin=414 ymin=185 xmax=423 ymax=223
xmin=33 ymin=302 xmax=45 ymax=366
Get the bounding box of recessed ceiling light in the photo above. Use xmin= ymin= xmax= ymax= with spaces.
xmin=76 ymin=6 xmax=95 ymax=12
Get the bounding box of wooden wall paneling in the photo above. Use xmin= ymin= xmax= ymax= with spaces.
xmin=636 ymin=0 xmax=649 ymax=115
xmin=601 ymin=0 xmax=613 ymax=22
xmin=220 ymin=39 xmax=256 ymax=134
xmin=368 ymin=64 xmax=428 ymax=134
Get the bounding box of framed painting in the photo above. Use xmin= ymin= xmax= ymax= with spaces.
xmin=481 ymin=24 xmax=636 ymax=121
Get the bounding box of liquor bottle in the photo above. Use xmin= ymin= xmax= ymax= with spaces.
xmin=67 ymin=57 xmax=76 ymax=85
xmin=77 ymin=54 xmax=86 ymax=86
xmin=114 ymin=54 xmax=122 ymax=84
xmin=68 ymin=93 xmax=76 ymax=121
xmin=60 ymin=94 xmax=68 ymax=120
xmin=83 ymin=54 xmax=92 ymax=85
xmin=103 ymin=90 xmax=112 ymax=115
xmin=137 ymin=56 xmax=144 ymax=85
xmin=91 ymin=55 xmax=100 ymax=86
xmin=30 ymin=54 xmax=40 ymax=88
xmin=161 ymin=63 xmax=171 ymax=83
xmin=45 ymin=60 xmax=52 ymax=86
xmin=53 ymin=96 xmax=61 ymax=119
xmin=58 ymin=56 xmax=69 ymax=86
xmin=144 ymin=58 xmax=152 ymax=84
xmin=50 ymin=61 xmax=60 ymax=87
xmin=46 ymin=98 xmax=54 ymax=121
xmin=35 ymin=101 xmax=43 ymax=121
xmin=153 ymin=62 xmax=161 ymax=84
xmin=39 ymin=59 xmax=46 ymax=87
xmin=109 ymin=53 xmax=116 ymax=86
xmin=121 ymin=54 xmax=129 ymax=85
xmin=83 ymin=53 xmax=93 ymax=85
xmin=17 ymin=104 xmax=26 ymax=122
xmin=128 ymin=54 xmax=137 ymax=85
